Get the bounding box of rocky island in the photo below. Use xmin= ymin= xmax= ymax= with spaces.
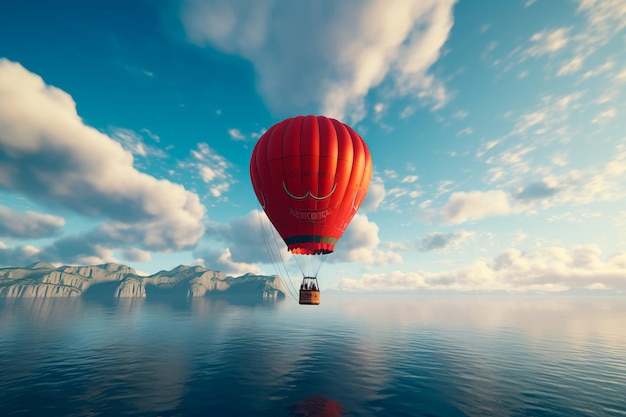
xmin=0 ymin=262 xmax=287 ymax=300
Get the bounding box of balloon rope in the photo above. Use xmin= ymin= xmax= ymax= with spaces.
xmin=269 ymin=228 xmax=300 ymax=300
xmin=257 ymin=206 xmax=298 ymax=302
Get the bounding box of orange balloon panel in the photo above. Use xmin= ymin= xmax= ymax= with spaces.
xmin=250 ymin=115 xmax=372 ymax=255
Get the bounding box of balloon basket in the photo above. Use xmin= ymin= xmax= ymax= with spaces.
xmin=299 ymin=277 xmax=321 ymax=305
xmin=299 ymin=289 xmax=321 ymax=305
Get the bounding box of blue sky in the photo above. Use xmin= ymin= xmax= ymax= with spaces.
xmin=1 ymin=0 xmax=625 ymax=293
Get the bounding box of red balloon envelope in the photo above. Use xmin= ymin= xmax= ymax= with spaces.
xmin=250 ymin=115 xmax=372 ymax=255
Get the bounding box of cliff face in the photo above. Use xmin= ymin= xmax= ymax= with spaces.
xmin=0 ymin=263 xmax=287 ymax=300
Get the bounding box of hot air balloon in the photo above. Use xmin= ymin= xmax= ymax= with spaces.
xmin=250 ymin=115 xmax=372 ymax=305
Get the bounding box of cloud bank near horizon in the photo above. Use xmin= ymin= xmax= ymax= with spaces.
xmin=336 ymin=245 xmax=626 ymax=293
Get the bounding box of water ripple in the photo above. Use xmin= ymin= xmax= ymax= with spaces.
xmin=1 ymin=296 xmax=625 ymax=416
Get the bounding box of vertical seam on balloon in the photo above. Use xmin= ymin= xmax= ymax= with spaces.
xmin=317 ymin=118 xmax=324 ymax=243
xmin=263 ymin=127 xmax=272 ymax=211
xmin=335 ymin=119 xmax=355 ymax=233
xmin=297 ymin=116 xmax=305 ymax=243
xmin=360 ymin=141 xmax=372 ymax=210
xmin=351 ymin=139 xmax=363 ymax=211
xmin=321 ymin=117 xmax=334 ymax=245
xmin=280 ymin=119 xmax=290 ymax=239
xmin=313 ymin=116 xmax=320 ymax=246
xmin=288 ymin=117 xmax=302 ymax=242
xmin=253 ymin=144 xmax=267 ymax=209
xmin=351 ymin=131 xmax=366 ymax=212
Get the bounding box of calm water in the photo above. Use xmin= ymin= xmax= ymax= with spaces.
xmin=1 ymin=294 xmax=625 ymax=417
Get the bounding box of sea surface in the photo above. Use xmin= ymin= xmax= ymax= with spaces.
xmin=0 ymin=294 xmax=625 ymax=417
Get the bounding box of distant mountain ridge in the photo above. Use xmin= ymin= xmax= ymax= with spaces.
xmin=0 ymin=263 xmax=287 ymax=300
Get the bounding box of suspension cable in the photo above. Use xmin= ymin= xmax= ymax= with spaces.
xmin=256 ymin=206 xmax=299 ymax=302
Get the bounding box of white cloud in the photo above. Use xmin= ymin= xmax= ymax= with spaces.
xmin=383 ymin=169 xmax=398 ymax=180
xmin=555 ymin=145 xmax=626 ymax=204
xmin=196 ymin=211 xmax=399 ymax=273
xmin=400 ymin=175 xmax=419 ymax=183
xmin=557 ymin=55 xmax=584 ymax=76
xmin=331 ymin=214 xmax=402 ymax=265
xmin=419 ymin=199 xmax=432 ymax=209
xmin=181 ymin=0 xmax=457 ymax=121
xmin=0 ymin=205 xmax=65 ymax=238
xmin=582 ymin=60 xmax=615 ymax=79
xmin=120 ymin=247 xmax=152 ymax=262
xmin=361 ymin=178 xmax=386 ymax=212
xmin=198 ymin=247 xmax=262 ymax=276
xmin=337 ymin=270 xmax=426 ymax=292
xmin=384 ymin=186 xmax=423 ymax=211
xmin=482 ymin=92 xmax=585 ymax=185
xmin=373 ymin=168 xmax=425 ymax=212
xmin=476 ymin=140 xmax=499 ymax=159
xmin=551 ymin=153 xmax=568 ymax=167
xmin=440 ymin=190 xmax=513 ymax=224
xmin=0 ymin=230 xmax=124 ymax=266
xmin=189 ymin=143 xmax=235 ymax=197
xmin=495 ymin=1 xmax=626 ymax=77
xmin=435 ymin=180 xmax=454 ymax=197
xmin=0 ymin=59 xmax=206 ymax=254
xmin=140 ymin=128 xmax=160 ymax=143
xmin=483 ymin=143 xmax=626 ymax=212
xmin=112 ymin=128 xmax=148 ymax=156
xmin=336 ymin=245 xmax=626 ymax=292
xmin=576 ymin=0 xmax=626 ymax=37
xmin=227 ymin=128 xmax=246 ymax=141
xmin=514 ymin=180 xmax=561 ymax=201
xmin=417 ymin=230 xmax=474 ymax=252
xmin=511 ymin=111 xmax=548 ymax=136
xmin=525 ymin=28 xmax=571 ymax=57
xmin=456 ymin=127 xmax=473 ymax=136
xmin=199 ymin=210 xmax=274 ymax=265
xmin=591 ymin=108 xmax=616 ymax=124
xmin=452 ymin=110 xmax=468 ymax=119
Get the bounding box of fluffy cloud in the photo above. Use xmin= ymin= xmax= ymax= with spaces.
xmin=227 ymin=128 xmax=245 ymax=141
xmin=188 ymin=143 xmax=235 ymax=197
xmin=0 ymin=234 xmax=114 ymax=266
xmin=110 ymin=127 xmax=167 ymax=158
xmin=332 ymin=214 xmax=402 ymax=265
xmin=417 ymin=230 xmax=474 ymax=252
xmin=180 ymin=0 xmax=456 ymax=121
xmin=496 ymin=0 xmax=626 ymax=77
xmin=492 ymin=142 xmax=626 ymax=208
xmin=0 ymin=223 xmax=161 ymax=266
xmin=440 ymin=190 xmax=513 ymax=224
xmin=576 ymin=0 xmax=626 ymax=40
xmin=33 ymin=232 xmax=116 ymax=265
xmin=0 ymin=243 xmax=41 ymax=266
xmin=371 ymin=169 xmax=424 ymax=212
xmin=196 ymin=247 xmax=262 ymax=276
xmin=525 ymin=28 xmax=571 ymax=57
xmin=514 ymin=181 xmax=561 ymax=201
xmin=120 ymin=247 xmax=152 ymax=263
xmin=199 ymin=210 xmax=275 ymax=265
xmin=336 ymin=245 xmax=626 ymax=292
xmin=361 ymin=178 xmax=386 ymax=212
xmin=197 ymin=211 xmax=400 ymax=271
xmin=0 ymin=59 xmax=205 ymax=254
xmin=0 ymin=205 xmax=64 ymax=238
